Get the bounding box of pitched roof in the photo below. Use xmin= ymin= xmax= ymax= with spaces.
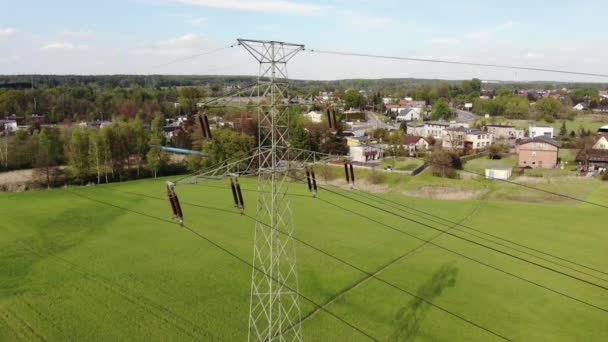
xmin=516 ymin=136 xmax=562 ymax=148
xmin=403 ymin=135 xmax=426 ymax=145
xmin=577 ymin=149 xmax=608 ymax=162
xmin=486 ymin=124 xmax=515 ymax=128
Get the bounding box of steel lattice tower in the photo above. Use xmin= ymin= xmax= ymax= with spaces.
xmin=238 ymin=39 xmax=305 ymax=342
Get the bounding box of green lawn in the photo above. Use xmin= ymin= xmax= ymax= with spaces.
xmin=488 ymin=115 xmax=607 ymax=134
xmin=380 ymin=157 xmax=425 ymax=171
xmin=1 ymin=175 xmax=608 ymax=341
xmin=463 ymin=156 xmax=518 ymax=175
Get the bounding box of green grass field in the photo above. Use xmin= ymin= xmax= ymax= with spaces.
xmin=1 ymin=174 xmax=608 ymax=341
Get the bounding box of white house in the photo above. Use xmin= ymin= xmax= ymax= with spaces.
xmin=349 ymin=145 xmax=385 ymax=163
xmin=593 ymin=135 xmax=608 ymax=150
xmin=529 ymin=125 xmax=554 ymax=138
xmin=403 ymin=135 xmax=429 ymax=154
xmin=443 ymin=127 xmax=493 ymax=150
xmin=573 ymin=103 xmax=588 ymax=111
xmin=383 ymin=98 xmax=395 ymax=105
xmin=0 ymin=120 xmax=18 ymax=134
xmin=424 ymin=121 xmax=469 ymax=139
xmin=485 ymin=166 xmax=512 ymax=180
xmin=304 ymin=111 xmax=323 ymax=123
xmin=395 ymin=108 xmax=421 ymax=121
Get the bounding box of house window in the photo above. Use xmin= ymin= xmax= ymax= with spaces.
xmin=532 ymin=151 xmax=537 ymax=157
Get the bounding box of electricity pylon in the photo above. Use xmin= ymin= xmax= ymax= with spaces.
xmin=170 ymin=39 xmax=338 ymax=340
xmin=238 ymin=39 xmax=305 ymax=342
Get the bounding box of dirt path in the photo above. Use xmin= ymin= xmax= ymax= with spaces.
xmin=0 ymin=169 xmax=34 ymax=192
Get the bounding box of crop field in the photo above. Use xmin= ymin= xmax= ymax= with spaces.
xmin=1 ymin=174 xmax=608 ymax=341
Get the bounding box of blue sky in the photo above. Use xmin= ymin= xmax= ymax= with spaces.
xmin=1 ymin=0 xmax=607 ymax=81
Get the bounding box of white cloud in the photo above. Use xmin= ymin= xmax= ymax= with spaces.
xmin=177 ymin=0 xmax=322 ymax=15
xmin=428 ymin=38 xmax=461 ymax=45
xmin=135 ymin=33 xmax=213 ymax=56
xmin=523 ymin=52 xmax=544 ymax=59
xmin=464 ymin=20 xmax=515 ymax=41
xmin=0 ymin=55 xmax=19 ymax=64
xmin=41 ymin=42 xmax=89 ymax=51
xmin=342 ymin=10 xmax=395 ymax=28
xmin=499 ymin=21 xmax=514 ymax=29
xmin=559 ymin=47 xmax=577 ymax=52
xmin=58 ymin=29 xmax=95 ymax=40
xmin=0 ymin=27 xmax=18 ymax=38
xmin=190 ymin=17 xmax=207 ymax=26
xmin=464 ymin=31 xmax=491 ymax=41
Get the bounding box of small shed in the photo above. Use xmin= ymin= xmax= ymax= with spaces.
xmin=485 ymin=165 xmax=512 ymax=180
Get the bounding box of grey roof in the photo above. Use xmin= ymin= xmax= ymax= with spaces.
xmin=516 ymin=136 xmax=562 ymax=148
xmin=487 ymin=165 xmax=513 ymax=170
xmin=486 ymin=124 xmax=515 ymax=128
xmin=425 ymin=121 xmax=451 ymax=126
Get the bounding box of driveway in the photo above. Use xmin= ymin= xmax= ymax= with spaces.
xmin=455 ymin=109 xmax=476 ymax=121
xmin=365 ymin=111 xmax=399 ymax=130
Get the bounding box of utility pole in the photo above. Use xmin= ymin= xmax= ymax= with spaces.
xmin=238 ymin=39 xmax=305 ymax=342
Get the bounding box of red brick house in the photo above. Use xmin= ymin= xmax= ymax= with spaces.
xmin=516 ymin=137 xmax=561 ymax=169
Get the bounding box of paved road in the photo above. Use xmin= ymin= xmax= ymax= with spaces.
xmin=455 ymin=109 xmax=476 ymax=122
xmin=365 ymin=111 xmax=399 ymax=130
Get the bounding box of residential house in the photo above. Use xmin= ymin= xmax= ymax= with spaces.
xmin=573 ymin=103 xmax=588 ymax=111
xmin=0 ymin=120 xmax=18 ymax=134
xmin=593 ymin=105 xmax=608 ymax=113
xmin=346 ymin=136 xmax=374 ymax=147
xmin=576 ymin=134 xmax=608 ymax=170
xmin=577 ymin=150 xmax=608 ymax=170
xmin=349 ymin=144 xmax=385 ymax=163
xmin=486 ymin=124 xmax=524 ymax=140
xmin=402 ymin=135 xmax=429 ymax=154
xmin=443 ymin=127 xmax=493 ymax=151
xmin=593 ymin=134 xmax=608 ymax=150
xmin=30 ymin=114 xmax=47 ymax=124
xmin=303 ymin=111 xmax=323 ymax=123
xmin=516 ymin=137 xmax=561 ymax=169
xmin=425 ymin=121 xmax=469 ymax=139
xmin=395 ymin=108 xmax=421 ymax=121
xmin=425 ymin=121 xmax=452 ymax=139
xmin=383 ymin=98 xmax=395 ymax=105
xmin=406 ymin=123 xmax=425 ymax=137
xmin=529 ymin=125 xmax=554 ymax=138
xmin=598 ymin=125 xmax=608 ymax=134
xmin=6 ymin=115 xmax=25 ymax=125
xmin=399 ymin=99 xmax=426 ymax=108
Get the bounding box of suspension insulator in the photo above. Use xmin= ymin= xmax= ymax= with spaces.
xmin=235 ymin=178 xmax=245 ymax=210
xmin=173 ymin=191 xmax=184 ymax=223
xmin=326 ymin=108 xmax=333 ymax=129
xmin=332 ymin=109 xmax=338 ymax=129
xmin=349 ymin=162 xmax=355 ymax=185
xmin=203 ymin=114 xmax=212 ymax=139
xmin=305 ymin=167 xmax=312 ymax=192
xmin=198 ymin=115 xmax=208 ymax=139
xmin=230 ymin=178 xmax=239 ymax=208
xmin=311 ymin=167 xmax=318 ymax=192
xmin=167 ymin=185 xmax=178 ymax=217
xmin=344 ymin=162 xmax=350 ymax=184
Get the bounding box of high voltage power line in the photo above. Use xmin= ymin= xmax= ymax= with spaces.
xmin=186 ymin=179 xmax=608 ymax=285
xmin=85 ymin=185 xmax=511 ymax=340
xmin=62 ymin=187 xmax=379 ymax=341
xmin=350 ymin=189 xmax=608 ymax=282
xmin=305 ymin=49 xmax=608 ymax=79
xmin=300 ymin=185 xmax=608 ymax=314
xmin=308 ymin=183 xmax=608 ymax=292
xmin=95 ymin=183 xmax=608 ymax=318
